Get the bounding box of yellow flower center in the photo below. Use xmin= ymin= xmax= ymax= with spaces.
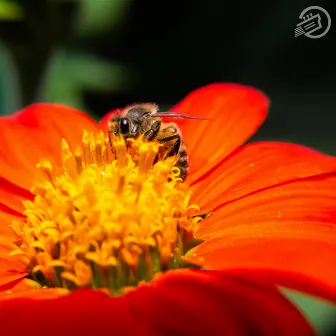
xmin=10 ymin=131 xmax=202 ymax=295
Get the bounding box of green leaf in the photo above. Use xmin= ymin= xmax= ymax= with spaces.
xmin=0 ymin=42 xmax=21 ymax=115
xmin=283 ymin=289 xmax=336 ymax=335
xmin=65 ymin=52 xmax=130 ymax=92
xmin=38 ymin=49 xmax=131 ymax=115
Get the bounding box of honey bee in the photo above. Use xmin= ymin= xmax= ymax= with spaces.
xmin=108 ymin=103 xmax=207 ymax=181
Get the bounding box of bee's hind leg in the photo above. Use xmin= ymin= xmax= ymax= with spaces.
xmin=158 ymin=134 xmax=181 ymax=158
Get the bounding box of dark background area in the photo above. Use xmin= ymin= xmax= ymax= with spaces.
xmin=0 ymin=0 xmax=335 ymax=152
xmin=0 ymin=0 xmax=335 ymax=333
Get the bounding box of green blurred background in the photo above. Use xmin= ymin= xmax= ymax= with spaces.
xmin=0 ymin=0 xmax=335 ymax=334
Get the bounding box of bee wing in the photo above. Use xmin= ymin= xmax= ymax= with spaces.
xmin=153 ymin=112 xmax=209 ymax=120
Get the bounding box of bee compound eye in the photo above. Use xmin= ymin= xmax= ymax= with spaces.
xmin=119 ymin=118 xmax=130 ymax=135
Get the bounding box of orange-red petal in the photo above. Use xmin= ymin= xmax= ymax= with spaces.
xmin=191 ymin=141 xmax=336 ymax=213
xmin=0 ymin=286 xmax=68 ymax=302
xmin=188 ymin=173 xmax=336 ymax=300
xmin=194 ymin=173 xmax=336 ymax=239
xmin=0 ymin=177 xmax=33 ymax=214
xmin=0 ymin=103 xmax=98 ymax=191
xmin=0 ymin=269 xmax=313 ymax=336
xmin=0 ymin=239 xmax=29 ymax=286
xmin=0 ymin=206 xmax=22 ymax=238
xmin=0 ymin=278 xmax=41 ymax=296
xmin=171 ymin=83 xmax=269 ymax=183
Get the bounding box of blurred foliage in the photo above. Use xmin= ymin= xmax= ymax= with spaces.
xmin=0 ymin=41 xmax=21 ymax=113
xmin=284 ymin=290 xmax=336 ymax=336
xmin=38 ymin=50 xmax=130 ymax=116
xmin=75 ymin=0 xmax=131 ymax=36
xmin=0 ymin=0 xmax=133 ymax=116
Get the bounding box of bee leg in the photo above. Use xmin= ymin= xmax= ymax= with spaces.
xmin=108 ymin=131 xmax=115 ymax=156
xmin=143 ymin=120 xmax=161 ymax=141
xmin=158 ymin=134 xmax=181 ymax=158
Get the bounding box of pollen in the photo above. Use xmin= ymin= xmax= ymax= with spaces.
xmin=10 ymin=130 xmax=203 ymax=295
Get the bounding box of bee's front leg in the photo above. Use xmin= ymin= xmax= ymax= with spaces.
xmin=108 ymin=131 xmax=115 ymax=155
xmin=143 ymin=120 xmax=161 ymax=141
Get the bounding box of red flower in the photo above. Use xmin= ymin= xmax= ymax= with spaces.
xmin=0 ymin=270 xmax=315 ymax=335
xmin=0 ymin=83 xmax=336 ymax=335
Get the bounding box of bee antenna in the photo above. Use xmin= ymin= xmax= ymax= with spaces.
xmin=154 ymin=111 xmax=209 ymax=120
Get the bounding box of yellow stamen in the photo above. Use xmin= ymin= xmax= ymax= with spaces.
xmin=10 ymin=131 xmax=202 ymax=295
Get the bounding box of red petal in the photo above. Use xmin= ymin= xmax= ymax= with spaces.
xmin=171 ymin=83 xmax=269 ymax=183
xmin=191 ymin=141 xmax=336 ymax=213
xmin=134 ymin=269 xmax=313 ymax=335
xmin=0 ymin=103 xmax=98 ymax=190
xmin=0 ymin=289 xmax=151 ymax=335
xmin=188 ymin=174 xmax=336 ymax=300
xmin=0 ymin=270 xmax=313 ymax=336
xmin=0 ymin=239 xmax=29 ymax=286
xmin=221 ymin=268 xmax=336 ymax=303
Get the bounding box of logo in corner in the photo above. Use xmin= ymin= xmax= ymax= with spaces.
xmin=295 ymin=6 xmax=331 ymax=39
